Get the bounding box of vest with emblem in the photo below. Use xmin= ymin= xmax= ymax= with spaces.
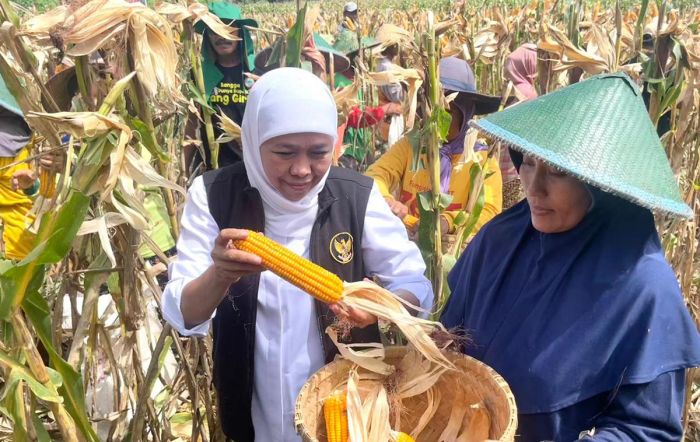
xmin=202 ymin=163 xmax=380 ymax=441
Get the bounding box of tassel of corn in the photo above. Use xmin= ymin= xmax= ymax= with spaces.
xmin=233 ymin=230 xmax=344 ymax=304
xmin=402 ymin=215 xmax=419 ymax=229
xmin=395 ymin=432 xmax=415 ymax=442
xmin=324 ymin=392 xmax=348 ymax=442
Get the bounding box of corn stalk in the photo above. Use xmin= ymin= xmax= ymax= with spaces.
xmin=417 ymin=12 xmax=446 ymax=306
xmin=188 ymin=23 xmax=220 ymax=170
xmin=0 ymin=74 xmax=136 ymax=441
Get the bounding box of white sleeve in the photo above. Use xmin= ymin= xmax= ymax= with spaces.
xmin=361 ymin=183 xmax=434 ymax=315
xmin=161 ymin=177 xmax=219 ymax=336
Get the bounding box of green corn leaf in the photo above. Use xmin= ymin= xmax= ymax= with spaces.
xmin=267 ymin=37 xmax=286 ymax=68
xmin=127 ymin=117 xmax=170 ymax=163
xmin=22 ymin=290 xmax=99 ymax=442
xmin=406 ymin=127 xmax=423 ymax=172
xmin=286 ymin=2 xmax=307 ymax=68
xmin=0 ymin=352 xmax=62 ymax=403
xmin=452 ymin=210 xmax=468 ymax=228
xmin=3 ymin=381 xmax=29 ymax=441
xmin=438 ymin=192 xmax=454 ymax=210
xmin=434 ymin=107 xmax=452 ymax=142
xmin=170 ymin=412 xmax=193 ymax=425
xmin=186 ymin=81 xmax=215 ymax=113
xmin=417 ymin=191 xmax=433 ymax=212
xmin=31 ymin=412 xmax=52 ymax=442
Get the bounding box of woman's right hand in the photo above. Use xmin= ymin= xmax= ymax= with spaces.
xmin=210 ymin=229 xmax=266 ymax=284
xmin=385 ymin=197 xmax=409 ymax=219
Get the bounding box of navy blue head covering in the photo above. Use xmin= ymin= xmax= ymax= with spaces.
xmin=441 ymin=190 xmax=700 ymax=414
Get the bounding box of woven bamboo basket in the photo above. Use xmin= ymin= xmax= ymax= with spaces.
xmin=295 ymin=346 xmax=517 ymax=441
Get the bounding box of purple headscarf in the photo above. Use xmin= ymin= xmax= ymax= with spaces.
xmin=439 ymin=57 xmax=478 ymax=192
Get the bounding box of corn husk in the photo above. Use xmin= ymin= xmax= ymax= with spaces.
xmin=538 ymin=23 xmax=610 ymax=74
xmin=341 ymin=281 xmax=453 ymax=370
xmin=157 ymin=2 xmax=239 ymax=40
xmin=410 ymin=386 xmax=440 ymax=438
xmin=216 ymin=111 xmax=242 ymax=144
xmin=346 ymin=370 xmax=367 ymax=442
xmin=44 ymin=0 xmax=182 ymax=101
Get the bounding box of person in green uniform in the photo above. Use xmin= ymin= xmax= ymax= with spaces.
xmin=186 ymin=1 xmax=258 ymax=173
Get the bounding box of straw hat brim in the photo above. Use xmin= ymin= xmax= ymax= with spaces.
xmin=346 ymin=40 xmax=382 ymax=58
xmin=470 ymin=117 xmax=694 ymax=219
xmin=194 ymin=18 xmax=258 ymax=35
xmin=448 ymin=89 xmax=506 ymax=115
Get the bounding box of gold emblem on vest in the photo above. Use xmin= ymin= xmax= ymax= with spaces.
xmin=330 ymin=232 xmax=353 ymax=264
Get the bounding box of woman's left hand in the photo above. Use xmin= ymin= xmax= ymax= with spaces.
xmin=328 ymin=303 xmax=378 ymax=329
xmin=11 ymin=169 xmax=37 ymax=191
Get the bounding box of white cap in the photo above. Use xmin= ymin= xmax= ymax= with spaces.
xmin=344 ymin=2 xmax=358 ymax=13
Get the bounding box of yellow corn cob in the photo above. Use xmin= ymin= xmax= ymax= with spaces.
xmin=396 ymin=432 xmax=415 ymax=442
xmin=233 ymin=230 xmax=344 ymax=304
xmin=402 ymin=215 xmax=419 ymax=229
xmin=323 ymin=392 xmax=348 ymax=442
xmin=343 ymin=17 xmax=356 ymax=31
xmin=39 ymin=168 xmax=56 ymax=198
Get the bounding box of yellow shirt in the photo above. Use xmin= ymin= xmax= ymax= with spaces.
xmin=0 ymin=147 xmax=36 ymax=260
xmin=365 ymin=136 xmax=502 ymax=233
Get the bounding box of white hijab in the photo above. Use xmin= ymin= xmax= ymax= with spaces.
xmin=242 ymin=68 xmax=338 ymax=236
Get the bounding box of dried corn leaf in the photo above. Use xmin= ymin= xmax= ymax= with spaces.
xmin=410 ymin=386 xmax=440 ymax=439
xmin=366 ymin=386 xmax=392 ymax=441
xmin=327 ymin=327 xmax=394 ymax=375
xmin=333 ymin=77 xmax=361 ymax=110
xmin=342 ymin=282 xmax=453 ymax=370
xmin=157 ymin=2 xmax=239 ymax=40
xmin=108 ymin=176 xmax=148 ymax=231
xmin=77 ymin=212 xmax=129 ymax=236
xmin=366 ymin=67 xmax=422 ymax=130
xmin=77 ymin=213 xmax=130 ymax=266
xmin=217 ymin=111 xmax=241 ymax=143
xmin=538 ymin=23 xmax=609 ymax=74
xmin=58 ymin=0 xmax=181 ymax=100
xmin=347 ymin=370 xmax=367 ymax=442
xmin=375 ymin=24 xmax=413 ymax=50
xmin=398 ymin=364 xmax=446 ymax=399
xmin=123 ymin=147 xmax=185 ymax=195
xmin=26 ymin=111 xmax=126 ymax=138
xmin=584 ymin=24 xmax=615 ymax=70
xmin=458 ymin=128 xmax=479 ymax=165
xmin=392 ymin=348 xmax=446 ymax=398
xmin=21 ymin=6 xmax=69 ymax=36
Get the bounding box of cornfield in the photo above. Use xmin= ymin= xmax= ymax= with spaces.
xmin=0 ymin=0 xmax=696 ymax=441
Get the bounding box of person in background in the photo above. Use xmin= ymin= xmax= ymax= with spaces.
xmin=185 ymin=1 xmax=258 ymax=174
xmin=0 ymin=78 xmax=56 ymax=260
xmin=442 ymin=73 xmax=700 ymax=441
xmin=337 ymin=1 xmax=359 ymax=34
xmin=366 ymin=57 xmax=503 ymax=237
xmin=501 ymin=43 xmax=537 ymax=209
xmin=375 ymin=25 xmax=406 ymax=147
xmin=332 ymin=31 xmax=385 ymax=169
xmin=505 ymin=43 xmax=538 ymax=101
xmin=162 ymin=68 xmax=431 ymax=441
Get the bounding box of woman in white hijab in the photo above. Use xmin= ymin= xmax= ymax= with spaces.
xmin=162 ymin=68 xmax=432 ymax=441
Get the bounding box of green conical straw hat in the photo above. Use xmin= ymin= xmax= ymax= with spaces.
xmin=470 ymin=73 xmax=692 ymax=219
